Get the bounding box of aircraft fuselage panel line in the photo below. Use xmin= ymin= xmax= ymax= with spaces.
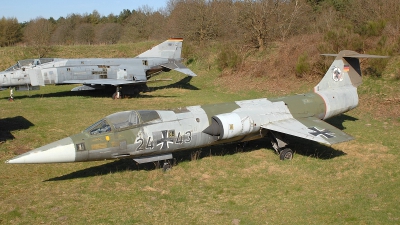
xmin=0 ymin=38 xmax=196 ymax=97
xmin=6 ymin=50 xmax=388 ymax=164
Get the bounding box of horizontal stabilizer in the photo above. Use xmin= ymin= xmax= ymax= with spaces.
xmin=315 ymin=50 xmax=389 ymax=92
xmin=262 ymin=117 xmax=353 ymax=145
xmin=161 ymin=61 xmax=197 ymax=77
xmin=321 ymin=53 xmax=389 ymax=58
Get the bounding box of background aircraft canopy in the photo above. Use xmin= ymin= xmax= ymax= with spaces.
xmin=5 ymin=58 xmax=55 ymax=71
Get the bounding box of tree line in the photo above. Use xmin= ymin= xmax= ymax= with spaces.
xmin=1 ymin=0 xmax=399 ymax=56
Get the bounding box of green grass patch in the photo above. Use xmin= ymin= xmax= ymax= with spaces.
xmin=1 ymin=45 xmax=400 ymax=224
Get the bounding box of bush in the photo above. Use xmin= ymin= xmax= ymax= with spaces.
xmin=358 ymin=20 xmax=386 ymax=37
xmin=295 ymin=53 xmax=310 ymax=77
xmin=363 ymin=36 xmax=392 ymax=78
xmin=182 ymin=41 xmax=198 ymax=65
xmin=217 ymin=46 xmax=241 ymax=71
xmin=323 ymin=28 xmax=364 ymax=52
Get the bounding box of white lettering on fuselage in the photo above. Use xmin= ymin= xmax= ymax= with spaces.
xmin=136 ymin=130 xmax=192 ymax=151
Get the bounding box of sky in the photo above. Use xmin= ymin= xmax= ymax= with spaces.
xmin=0 ymin=0 xmax=168 ymax=22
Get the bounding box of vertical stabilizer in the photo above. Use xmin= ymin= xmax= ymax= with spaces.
xmin=314 ymin=50 xmax=388 ymax=92
xmin=137 ymin=38 xmax=183 ymax=59
xmin=314 ymin=50 xmax=388 ymax=120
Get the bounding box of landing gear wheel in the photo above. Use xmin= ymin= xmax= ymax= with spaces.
xmin=162 ymin=162 xmax=171 ymax=172
xmin=112 ymin=92 xmax=121 ymax=100
xmin=279 ymin=148 xmax=293 ymax=160
xmin=112 ymin=87 xmax=121 ymax=99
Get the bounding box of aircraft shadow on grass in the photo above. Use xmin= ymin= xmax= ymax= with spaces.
xmin=45 ymin=114 xmax=356 ymax=181
xmin=3 ymin=76 xmax=199 ymax=100
xmin=0 ymin=116 xmax=34 ymax=143
xmin=45 ymin=142 xmax=271 ymax=182
xmin=149 ymin=76 xmax=199 ymax=92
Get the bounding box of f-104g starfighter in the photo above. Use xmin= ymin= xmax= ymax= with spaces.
xmin=6 ymin=50 xmax=388 ymax=165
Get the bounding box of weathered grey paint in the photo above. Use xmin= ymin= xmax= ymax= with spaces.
xmin=0 ymin=38 xmax=196 ymax=94
xmin=6 ymin=50 xmax=389 ymax=164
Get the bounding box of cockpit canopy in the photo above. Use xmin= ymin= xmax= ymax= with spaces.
xmin=4 ymin=58 xmax=55 ymax=71
xmin=84 ymin=110 xmax=161 ymax=135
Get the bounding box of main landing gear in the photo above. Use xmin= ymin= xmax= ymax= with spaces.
xmin=112 ymin=86 xmax=121 ymax=99
xmin=268 ymin=131 xmax=294 ymax=160
xmin=163 ymin=162 xmax=171 ymax=172
xmin=112 ymin=84 xmax=149 ymax=99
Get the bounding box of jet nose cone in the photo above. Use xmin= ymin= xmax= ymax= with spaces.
xmin=6 ymin=137 xmax=76 ymax=164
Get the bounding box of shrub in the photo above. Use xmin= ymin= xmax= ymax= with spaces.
xmin=358 ymin=20 xmax=386 ymax=37
xmin=295 ymin=53 xmax=310 ymax=77
xmin=217 ymin=46 xmax=241 ymax=71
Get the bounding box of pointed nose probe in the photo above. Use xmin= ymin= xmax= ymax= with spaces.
xmin=6 ymin=137 xmax=76 ymax=164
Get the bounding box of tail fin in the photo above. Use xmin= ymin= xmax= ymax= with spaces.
xmin=314 ymin=50 xmax=388 ymax=92
xmin=137 ymin=38 xmax=184 ymax=59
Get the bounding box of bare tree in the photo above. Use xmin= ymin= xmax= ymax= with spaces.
xmin=74 ymin=23 xmax=95 ymax=45
xmin=24 ymin=17 xmax=53 ymax=57
xmin=236 ymin=0 xmax=275 ymax=51
xmin=147 ymin=11 xmax=167 ymax=40
xmin=51 ymin=24 xmax=71 ymax=45
xmin=349 ymin=0 xmax=400 ymax=42
xmin=96 ymin=23 xmax=123 ymax=44
xmin=51 ymin=14 xmax=84 ymax=45
xmin=167 ymin=0 xmax=221 ymax=45
xmin=124 ymin=6 xmax=154 ymax=41
xmin=275 ymin=0 xmax=310 ymax=41
xmin=237 ymin=0 xmax=310 ymax=51
xmin=0 ymin=18 xmax=5 ymax=46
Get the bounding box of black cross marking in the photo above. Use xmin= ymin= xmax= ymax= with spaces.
xmin=308 ymin=127 xmax=335 ymax=139
xmin=156 ymin=130 xmax=174 ymax=150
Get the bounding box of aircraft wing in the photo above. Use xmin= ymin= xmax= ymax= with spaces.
xmin=63 ymin=79 xmax=147 ymax=86
xmin=261 ymin=116 xmax=353 ymax=145
xmin=160 ymin=61 xmax=197 ymax=77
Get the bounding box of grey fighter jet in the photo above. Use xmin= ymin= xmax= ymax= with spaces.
xmin=0 ymin=38 xmax=196 ymax=98
xmin=6 ymin=50 xmax=388 ymax=164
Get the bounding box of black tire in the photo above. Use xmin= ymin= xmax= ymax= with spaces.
xmin=133 ymin=88 xmax=140 ymax=96
xmin=162 ymin=163 xmax=171 ymax=172
xmin=279 ymin=148 xmax=293 ymax=160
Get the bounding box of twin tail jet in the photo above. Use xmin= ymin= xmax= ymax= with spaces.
xmin=0 ymin=38 xmax=196 ymax=98
xmin=6 ymin=50 xmax=388 ymax=165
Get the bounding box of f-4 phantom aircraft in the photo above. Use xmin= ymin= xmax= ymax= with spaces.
xmin=0 ymin=38 xmax=196 ymax=98
xmin=6 ymin=50 xmax=388 ymax=165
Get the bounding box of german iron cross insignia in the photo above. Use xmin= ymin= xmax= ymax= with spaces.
xmin=308 ymin=127 xmax=335 ymax=139
xmin=156 ymin=130 xmax=175 ymax=150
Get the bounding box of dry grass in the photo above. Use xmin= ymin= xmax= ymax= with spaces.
xmin=1 ymin=42 xmax=400 ymax=224
xmin=215 ymin=34 xmax=330 ymax=96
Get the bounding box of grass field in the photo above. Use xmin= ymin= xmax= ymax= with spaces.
xmin=1 ymin=44 xmax=400 ymax=224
